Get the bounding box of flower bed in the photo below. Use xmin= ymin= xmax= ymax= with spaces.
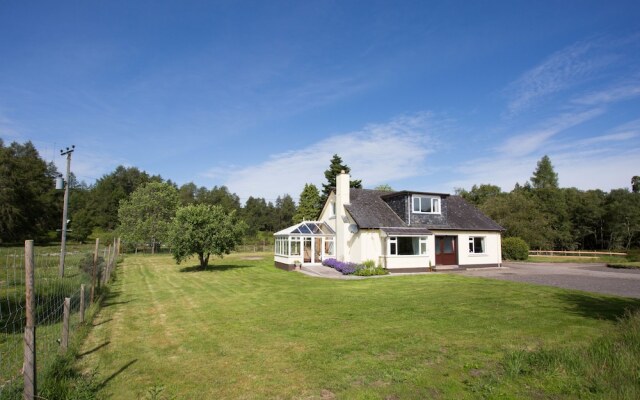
xmin=322 ymin=258 xmax=388 ymax=276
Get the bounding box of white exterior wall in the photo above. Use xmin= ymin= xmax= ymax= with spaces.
xmin=350 ymin=229 xmax=384 ymax=264
xmin=431 ymin=230 xmax=502 ymax=266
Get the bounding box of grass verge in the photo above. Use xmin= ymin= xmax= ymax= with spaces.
xmin=78 ymin=253 xmax=640 ymax=399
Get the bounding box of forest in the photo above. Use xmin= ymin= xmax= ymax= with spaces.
xmin=1 ymin=139 xmax=639 ymax=250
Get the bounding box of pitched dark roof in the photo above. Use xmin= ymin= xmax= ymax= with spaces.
xmin=345 ymin=189 xmax=407 ymax=229
xmin=381 ymin=227 xmax=433 ymax=235
xmin=344 ymin=189 xmax=503 ymax=232
xmin=429 ymin=195 xmax=504 ymax=231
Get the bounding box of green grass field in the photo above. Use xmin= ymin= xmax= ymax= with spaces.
xmin=77 ymin=254 xmax=640 ymax=399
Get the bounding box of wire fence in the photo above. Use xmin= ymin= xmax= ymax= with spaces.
xmin=0 ymin=239 xmax=118 ymax=399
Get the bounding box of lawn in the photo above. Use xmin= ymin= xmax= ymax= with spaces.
xmin=77 ymin=253 xmax=640 ymax=399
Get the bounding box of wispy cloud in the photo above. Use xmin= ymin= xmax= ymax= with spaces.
xmin=202 ymin=113 xmax=443 ymax=201
xmin=497 ymin=108 xmax=603 ymax=157
xmin=506 ymin=40 xmax=615 ymax=114
xmin=573 ymin=81 xmax=640 ymax=106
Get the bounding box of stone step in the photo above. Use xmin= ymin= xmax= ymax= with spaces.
xmin=433 ymin=265 xmax=460 ymax=271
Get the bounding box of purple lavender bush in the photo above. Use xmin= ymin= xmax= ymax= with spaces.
xmin=322 ymin=258 xmax=361 ymax=275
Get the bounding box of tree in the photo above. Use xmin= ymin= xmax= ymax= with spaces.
xmin=320 ymin=154 xmax=362 ymax=205
xmin=274 ymin=194 xmax=296 ymax=231
xmin=0 ymin=140 xmax=59 ymax=242
xmin=632 ymin=176 xmax=640 ymax=193
xmin=530 ymin=155 xmax=558 ymax=189
xmin=294 ymin=183 xmax=321 ymax=222
xmin=374 ymin=184 xmax=394 ymax=192
xmin=481 ymin=191 xmax=554 ymax=249
xmin=169 ymin=204 xmax=246 ymax=268
xmin=85 ymin=166 xmax=163 ymax=230
xmin=456 ymin=184 xmax=502 ymax=207
xmin=118 ymin=182 xmax=179 ymax=253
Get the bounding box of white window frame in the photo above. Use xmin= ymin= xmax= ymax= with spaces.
xmin=388 ymin=236 xmax=428 ymax=256
xmin=468 ymin=236 xmax=485 ymax=254
xmin=412 ymin=195 xmax=441 ymax=214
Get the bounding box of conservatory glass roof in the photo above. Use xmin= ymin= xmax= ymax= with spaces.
xmin=274 ymin=221 xmax=335 ymax=236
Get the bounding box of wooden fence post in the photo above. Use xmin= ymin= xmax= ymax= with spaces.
xmin=80 ymin=284 xmax=85 ymax=323
xmin=23 ymin=240 xmax=37 ymax=400
xmin=91 ymin=238 xmax=99 ymax=304
xmin=61 ymin=297 xmax=70 ymax=352
xmin=104 ymin=244 xmax=112 ymax=284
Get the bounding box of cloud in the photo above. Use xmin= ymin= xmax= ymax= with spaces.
xmin=202 ymin=113 xmax=441 ymax=201
xmin=573 ymin=82 xmax=640 ymax=106
xmin=497 ymin=108 xmax=603 ymax=157
xmin=506 ymin=40 xmax=614 ymax=114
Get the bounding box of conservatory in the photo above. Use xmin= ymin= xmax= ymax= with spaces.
xmin=274 ymin=221 xmax=335 ymax=271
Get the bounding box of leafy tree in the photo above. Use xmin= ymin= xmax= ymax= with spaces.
xmin=294 ymin=183 xmax=321 ymax=222
xmin=374 ymin=184 xmax=394 ymax=192
xmin=603 ymin=189 xmax=640 ymax=249
xmin=456 ymin=184 xmax=502 ymax=207
xmin=118 ymin=182 xmax=179 ymax=253
xmin=169 ymin=204 xmax=246 ymax=268
xmin=632 ymin=176 xmax=640 ymax=193
xmin=274 ymin=194 xmax=296 ymax=231
xmin=196 ymin=185 xmax=241 ymax=211
xmin=178 ymin=182 xmax=198 ymax=205
xmin=0 ymin=140 xmax=59 ymax=242
xmin=86 ymin=166 xmax=163 ymax=230
xmin=242 ymin=196 xmax=273 ymax=235
xmin=320 ymin=154 xmax=362 ymax=205
xmin=481 ymin=191 xmax=554 ymax=249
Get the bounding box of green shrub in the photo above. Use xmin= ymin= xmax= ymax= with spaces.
xmin=502 ymin=237 xmax=529 ymax=260
xmin=353 ymin=260 xmax=388 ymax=276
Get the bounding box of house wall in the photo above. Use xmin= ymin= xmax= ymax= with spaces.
xmin=431 ymin=230 xmax=502 ymax=266
xmin=350 ymin=229 xmax=384 ymax=264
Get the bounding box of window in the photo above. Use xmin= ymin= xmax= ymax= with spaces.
xmin=412 ymin=195 xmax=441 ymax=214
xmin=290 ymin=237 xmax=301 ymax=256
xmin=468 ymin=237 xmax=485 ymax=254
xmin=388 ymin=236 xmax=428 ymax=256
xmin=324 ymin=238 xmax=335 ymax=256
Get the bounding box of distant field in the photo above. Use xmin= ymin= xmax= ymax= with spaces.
xmin=78 ymin=253 xmax=640 ymax=399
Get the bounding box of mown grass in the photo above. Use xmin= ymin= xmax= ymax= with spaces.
xmin=528 ymin=255 xmax=627 ymax=263
xmin=78 ymin=253 xmax=640 ymax=399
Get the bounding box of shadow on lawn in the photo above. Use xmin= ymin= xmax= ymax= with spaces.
xmin=77 ymin=341 xmax=110 ymax=358
xmin=556 ymin=292 xmax=640 ymax=321
xmin=179 ymin=264 xmax=255 ymax=273
xmin=98 ymin=359 xmax=138 ymax=390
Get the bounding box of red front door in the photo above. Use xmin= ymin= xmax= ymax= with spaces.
xmin=435 ymin=236 xmax=457 ymax=265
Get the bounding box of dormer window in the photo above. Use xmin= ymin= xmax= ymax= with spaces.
xmin=412 ymin=195 xmax=441 ymax=214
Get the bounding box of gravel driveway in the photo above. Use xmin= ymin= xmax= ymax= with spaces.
xmin=458 ymin=262 xmax=640 ymax=299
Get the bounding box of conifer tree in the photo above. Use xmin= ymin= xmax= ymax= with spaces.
xmin=294 ymin=183 xmax=321 ymax=222
xmin=320 ymin=154 xmax=362 ymax=205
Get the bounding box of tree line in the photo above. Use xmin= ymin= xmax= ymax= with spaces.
xmin=457 ymin=156 xmax=640 ymax=250
xmin=0 ymin=139 xmax=355 ymax=247
xmin=2 ymin=139 xmax=638 ymax=251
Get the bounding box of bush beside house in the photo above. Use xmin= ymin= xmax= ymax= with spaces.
xmin=502 ymin=237 xmax=529 ymax=260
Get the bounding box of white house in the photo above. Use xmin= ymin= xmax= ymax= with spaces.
xmin=274 ymin=171 xmax=503 ymax=272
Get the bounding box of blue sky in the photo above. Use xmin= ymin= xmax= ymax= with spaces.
xmin=1 ymin=1 xmax=639 ymax=203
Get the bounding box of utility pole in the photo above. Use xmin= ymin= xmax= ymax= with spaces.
xmin=59 ymin=145 xmax=75 ymax=278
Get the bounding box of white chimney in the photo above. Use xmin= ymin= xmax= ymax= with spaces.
xmin=335 ymin=170 xmax=350 ymax=262
xmin=335 ymin=170 xmax=350 ymax=206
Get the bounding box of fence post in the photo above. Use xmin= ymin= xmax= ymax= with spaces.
xmin=61 ymin=297 xmax=70 ymax=352
xmin=91 ymin=238 xmax=99 ymax=304
xmin=104 ymin=244 xmax=112 ymax=284
xmin=23 ymin=240 xmax=37 ymax=400
xmin=80 ymin=284 xmax=86 ymax=323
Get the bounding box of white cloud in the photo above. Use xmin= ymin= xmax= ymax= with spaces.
xmin=506 ymin=40 xmax=614 ymax=114
xmin=202 ymin=113 xmax=440 ymax=201
xmin=574 ymin=82 xmax=640 ymax=106
xmin=497 ymin=108 xmax=603 ymax=157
